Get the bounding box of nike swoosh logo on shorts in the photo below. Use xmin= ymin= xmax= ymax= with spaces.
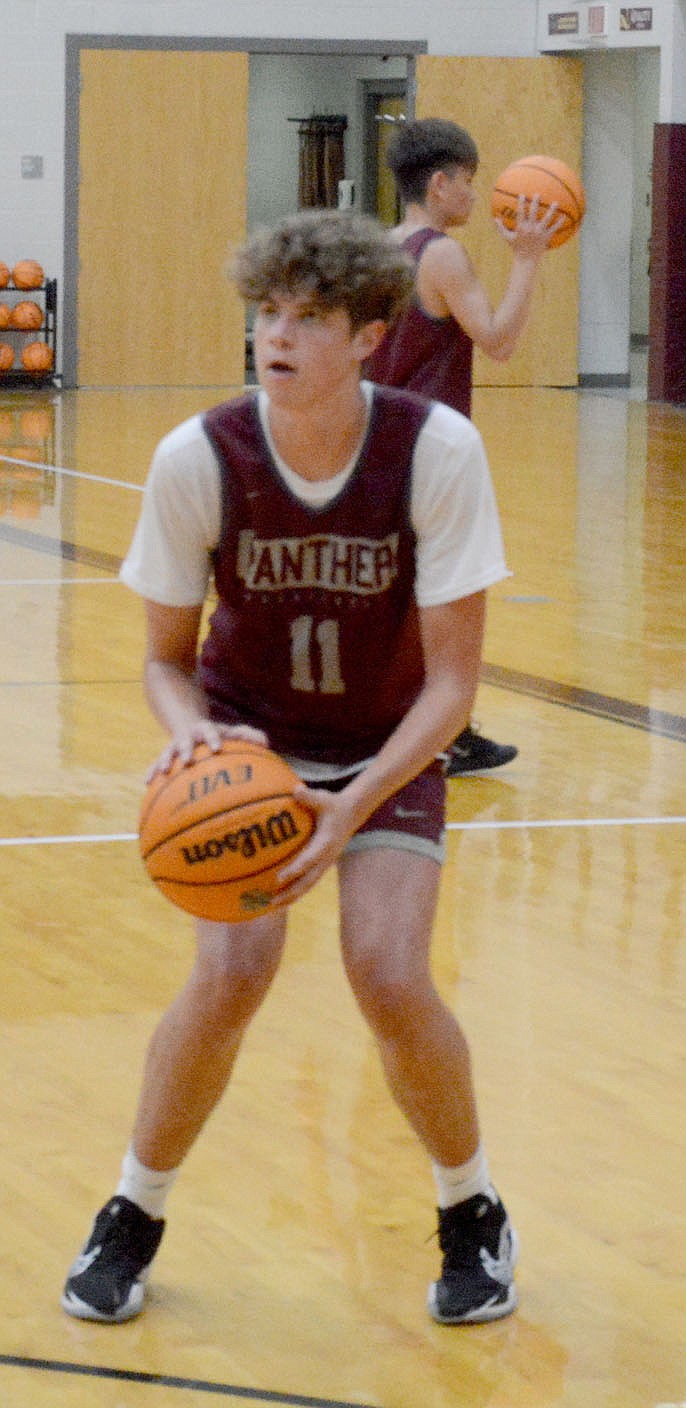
xmin=394 ymin=806 xmax=427 ymax=819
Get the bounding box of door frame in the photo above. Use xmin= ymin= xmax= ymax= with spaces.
xmin=359 ymin=78 xmax=411 ymax=216
xmin=63 ymin=35 xmax=427 ymax=387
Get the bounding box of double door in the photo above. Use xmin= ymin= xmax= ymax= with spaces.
xmin=71 ymin=48 xmax=582 ymax=389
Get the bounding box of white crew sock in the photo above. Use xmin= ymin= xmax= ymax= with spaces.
xmin=432 ymin=1145 xmax=491 ymax=1209
xmin=115 ymin=1146 xmax=179 ymax=1220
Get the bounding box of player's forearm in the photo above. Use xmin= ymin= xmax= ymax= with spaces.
xmin=341 ymin=672 xmax=474 ymax=830
xmin=144 ymin=657 xmax=211 ymax=738
xmin=489 ymin=253 xmax=542 ymax=360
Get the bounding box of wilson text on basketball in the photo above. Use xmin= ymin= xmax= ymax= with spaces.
xmin=181 ymin=808 xmax=303 ymax=864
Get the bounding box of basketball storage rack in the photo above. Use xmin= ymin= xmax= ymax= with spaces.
xmin=0 ymin=277 xmax=60 ymax=387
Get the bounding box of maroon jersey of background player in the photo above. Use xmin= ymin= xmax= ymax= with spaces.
xmin=364 ymin=229 xmax=473 ymax=418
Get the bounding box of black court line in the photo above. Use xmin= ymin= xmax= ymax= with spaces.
xmin=0 ymin=521 xmax=123 ymax=575
xmin=2 ymin=520 xmax=684 ymax=743
xmin=481 ymin=663 xmax=686 ymax=742
xmin=0 ymin=1354 xmax=379 ymax=1408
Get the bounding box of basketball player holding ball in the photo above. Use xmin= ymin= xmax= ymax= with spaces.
xmin=366 ymin=117 xmax=564 ymax=776
xmin=63 ymin=210 xmax=518 ymax=1328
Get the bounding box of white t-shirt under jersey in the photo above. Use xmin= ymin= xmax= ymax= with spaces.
xmin=121 ymin=384 xmax=510 ymax=609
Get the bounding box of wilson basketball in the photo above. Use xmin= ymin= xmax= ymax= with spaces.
xmin=0 ymin=263 xmax=10 ymax=288
xmin=12 ymin=259 xmax=44 ymax=290
xmin=139 ymin=739 xmax=315 ymax=922
xmin=0 ymin=304 xmax=10 ymax=329
xmin=21 ymin=341 xmax=53 ymax=371
xmin=492 ymin=155 xmax=585 ymax=249
xmin=9 ymin=300 xmax=43 ymax=330
xmin=0 ymin=343 xmax=14 ymax=371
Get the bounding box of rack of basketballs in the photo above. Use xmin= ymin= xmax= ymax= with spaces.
xmin=0 ymin=259 xmax=57 ymax=384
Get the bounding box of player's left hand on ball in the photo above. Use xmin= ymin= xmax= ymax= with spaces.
xmin=270 ymin=784 xmax=356 ymax=907
xmin=498 ymin=193 xmax=565 ymax=252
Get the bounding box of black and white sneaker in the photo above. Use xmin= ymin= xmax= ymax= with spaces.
xmin=445 ymin=726 xmax=518 ymax=777
xmin=62 ymin=1196 xmax=165 ymax=1322
xmin=428 ymin=1186 xmax=518 ymax=1324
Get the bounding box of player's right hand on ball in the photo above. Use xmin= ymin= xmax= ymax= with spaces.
xmin=145 ymin=720 xmax=269 ymax=781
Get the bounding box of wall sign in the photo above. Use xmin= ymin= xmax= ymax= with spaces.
xmin=548 ymin=11 xmax=580 ymax=34
xmin=619 ymin=7 xmax=652 ymax=29
xmin=588 ymin=5 xmax=608 ymax=36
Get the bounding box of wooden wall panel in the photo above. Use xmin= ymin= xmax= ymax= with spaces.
xmin=78 ymin=50 xmax=248 ymax=388
xmin=416 ymin=55 xmax=583 ymax=388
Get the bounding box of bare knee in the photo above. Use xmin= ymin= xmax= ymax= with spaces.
xmin=187 ymin=958 xmax=267 ymax=1030
xmin=188 ymin=916 xmax=286 ymax=1031
xmin=344 ymin=946 xmax=432 ymax=1040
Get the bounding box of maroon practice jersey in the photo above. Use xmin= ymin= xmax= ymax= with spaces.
xmin=364 ymin=228 xmax=474 ymax=419
xmin=200 ymin=387 xmax=431 ymax=767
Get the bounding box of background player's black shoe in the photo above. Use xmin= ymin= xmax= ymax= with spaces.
xmin=428 ymin=1187 xmax=518 ymax=1324
xmin=445 ymin=725 xmax=518 ymax=776
xmin=62 ymin=1196 xmax=165 ymax=1322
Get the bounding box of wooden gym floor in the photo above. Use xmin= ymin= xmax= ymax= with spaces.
xmin=0 ymin=370 xmax=684 ymax=1408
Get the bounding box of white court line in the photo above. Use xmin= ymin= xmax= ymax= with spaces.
xmin=0 ymin=832 xmax=137 ymax=847
xmin=0 ymin=453 xmax=142 ymax=493
xmin=0 ymin=577 xmax=119 ymax=586
xmin=445 ymin=815 xmax=686 ymax=832
xmin=1 ymin=815 xmax=684 ymax=848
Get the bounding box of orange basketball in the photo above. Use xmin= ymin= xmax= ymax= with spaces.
xmin=491 ymin=155 xmax=586 ymax=249
xmin=0 ymin=343 xmax=14 ymax=372
xmin=12 ymin=259 xmax=44 ymax=290
xmin=9 ymin=300 xmax=43 ymax=330
xmin=21 ymin=341 xmax=54 ymax=371
xmin=0 ymin=263 xmax=9 ymax=289
xmin=139 ymin=739 xmax=315 ymax=922
xmin=0 ymin=304 xmax=10 ymax=329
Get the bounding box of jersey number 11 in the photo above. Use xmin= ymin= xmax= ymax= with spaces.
xmin=290 ymin=615 xmax=345 ymax=695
